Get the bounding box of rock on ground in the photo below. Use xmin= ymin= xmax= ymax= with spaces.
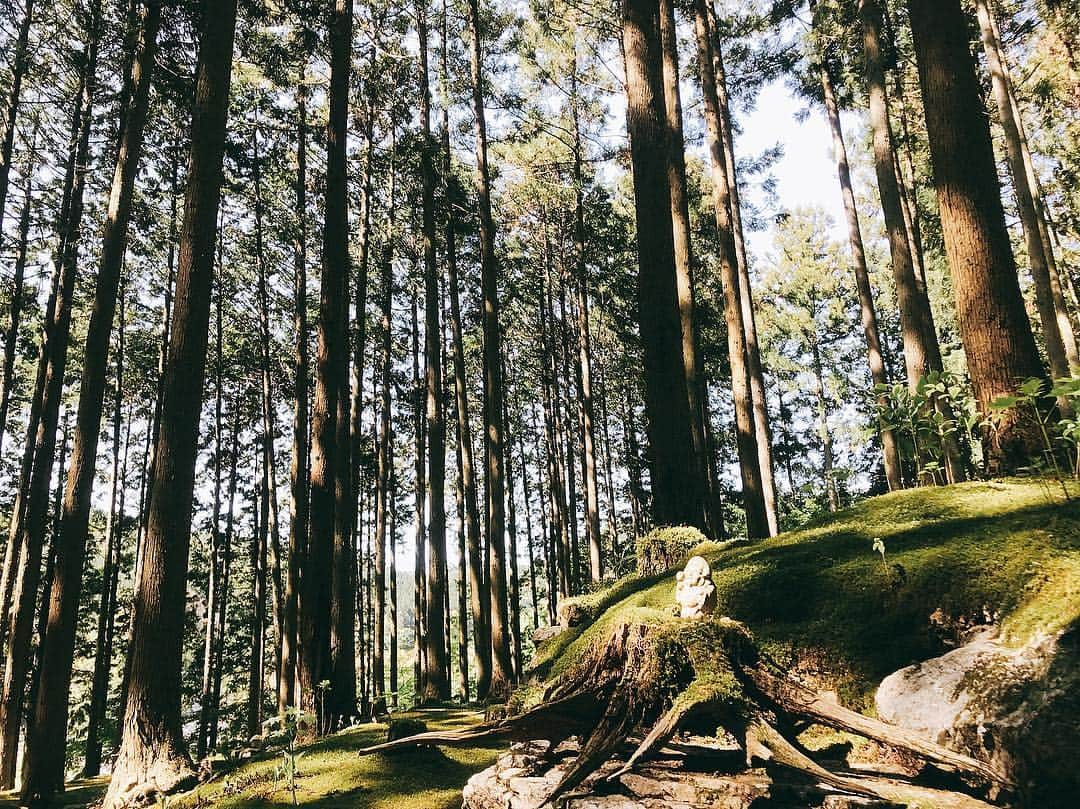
xmin=876 ymin=625 xmax=1079 ymax=807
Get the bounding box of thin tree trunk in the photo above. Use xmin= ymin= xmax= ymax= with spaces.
xmin=248 ymin=456 xmax=267 ymax=738
xmin=809 ymin=327 xmax=839 ymax=512
xmin=388 ymin=474 xmax=398 ymax=710
xmin=197 ymin=267 xmax=225 ymax=760
xmin=282 ymin=69 xmax=309 ymax=715
xmin=0 ymin=1 xmax=102 ymax=786
xmin=84 ymin=403 xmax=129 ymax=777
xmin=0 ymin=0 xmax=35 ymax=244
xmin=411 ymin=293 xmax=427 ymax=704
xmin=466 ymin=0 xmax=513 ymax=699
xmin=418 ymin=0 xmax=449 ymax=702
xmin=252 ymin=119 xmax=285 ymax=699
xmin=103 ymin=3 xmax=236 ymax=802
xmin=858 ymin=0 xmax=941 ymax=390
xmin=690 ymin=0 xmax=768 ymax=538
xmin=709 ymin=18 xmax=779 ymax=535
xmin=810 ymin=10 xmax=903 ymax=490
xmin=373 ymin=172 xmax=394 ymax=716
xmin=907 ymin=0 xmax=1047 ymax=473
xmin=442 ymin=0 xmax=488 ymax=703
xmin=209 ymin=403 xmax=240 ymax=753
xmin=0 ymin=157 xmax=35 ymax=463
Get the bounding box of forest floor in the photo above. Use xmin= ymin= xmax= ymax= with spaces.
xmin=4 ymin=477 xmax=1077 ymax=809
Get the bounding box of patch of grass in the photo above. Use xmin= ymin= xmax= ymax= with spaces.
xmin=533 ymin=480 xmax=1080 ymax=711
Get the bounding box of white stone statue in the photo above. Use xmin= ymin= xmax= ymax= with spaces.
xmin=675 ymin=556 xmax=716 ymax=619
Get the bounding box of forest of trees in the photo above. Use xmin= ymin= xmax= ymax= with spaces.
xmin=0 ymin=0 xmax=1075 ymax=805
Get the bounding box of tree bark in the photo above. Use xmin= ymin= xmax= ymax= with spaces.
xmin=373 ymin=163 xmax=395 ymax=716
xmin=103 ymin=3 xmax=236 ymax=803
xmin=975 ymin=0 xmax=1079 ymax=379
xmin=907 ymin=0 xmax=1047 ymax=473
xmin=248 ymin=456 xmax=267 ymax=739
xmin=197 ymin=266 xmax=225 ymax=761
xmin=466 ymin=0 xmax=513 ymax=699
xmin=84 ymin=392 xmax=129 ymax=777
xmin=690 ymin=0 xmax=768 ymax=538
xmin=0 ymin=155 xmax=35 ymax=463
xmin=858 ymin=0 xmax=942 ymax=390
xmin=418 ymin=0 xmax=450 ymax=702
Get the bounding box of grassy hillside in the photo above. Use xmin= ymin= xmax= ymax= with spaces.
xmin=534 ymin=479 xmax=1080 ymax=708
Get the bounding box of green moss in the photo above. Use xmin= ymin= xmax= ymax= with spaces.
xmin=636 ymin=525 xmax=710 ymax=576
xmin=172 ymin=708 xmax=498 ymax=809
xmin=533 ymin=480 xmax=1080 ymax=711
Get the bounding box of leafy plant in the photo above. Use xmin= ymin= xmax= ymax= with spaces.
xmin=987 ymin=376 xmax=1080 ymax=500
xmin=873 ymin=371 xmax=978 ymax=485
xmin=872 ymin=537 xmax=887 ymax=569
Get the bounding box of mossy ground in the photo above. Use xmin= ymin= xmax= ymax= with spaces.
xmin=533 ymin=479 xmax=1080 ymax=710
xmin=0 ymin=709 xmax=497 ymax=809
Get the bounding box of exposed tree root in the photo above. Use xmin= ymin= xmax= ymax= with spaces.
xmin=361 ymin=618 xmax=1010 ymax=807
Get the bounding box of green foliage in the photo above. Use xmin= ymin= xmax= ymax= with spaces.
xmin=635 ymin=526 xmax=710 ymax=577
xmin=988 ymin=376 xmax=1080 ymax=499
xmin=874 ymin=370 xmax=978 ymax=484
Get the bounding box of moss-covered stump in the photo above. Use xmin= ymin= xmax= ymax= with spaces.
xmin=360 ymin=617 xmax=1005 ymax=807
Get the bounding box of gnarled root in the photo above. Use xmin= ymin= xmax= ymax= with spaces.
xmin=367 ymin=618 xmax=1009 ymax=807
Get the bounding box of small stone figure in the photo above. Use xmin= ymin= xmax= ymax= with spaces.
xmin=675 ymin=555 xmax=716 ymax=619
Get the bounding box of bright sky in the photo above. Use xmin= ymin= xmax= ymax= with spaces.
xmin=736 ymin=80 xmax=852 ymax=267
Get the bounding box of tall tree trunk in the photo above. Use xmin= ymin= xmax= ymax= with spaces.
xmin=410 ymin=293 xmax=427 ymax=704
xmin=388 ymin=474 xmax=398 ymax=710
xmin=248 ymin=457 xmax=267 ymax=738
xmin=709 ymin=17 xmax=779 ymax=535
xmin=556 ymin=272 xmax=580 ymax=591
xmin=372 ymin=173 xmax=394 ymax=717
xmin=281 ymin=70 xmax=309 ymax=715
xmin=502 ymin=361 xmax=523 ymax=677
xmin=907 ymin=0 xmax=1046 ymax=473
xmin=567 ymin=56 xmax=604 ymax=583
xmin=252 ymin=119 xmax=285 ymax=700
xmin=689 ymin=0 xmax=768 ymax=538
xmin=418 ymin=0 xmax=449 ymax=702
xmin=442 ymin=0 xmax=487 ymax=702
xmin=858 ymin=0 xmax=941 ymax=390
xmin=327 ymin=0 xmax=356 ymax=725
xmin=0 ymin=157 xmax=34 ymax=463
xmin=209 ymin=404 xmax=240 ymax=753
xmin=305 ymin=0 xmax=351 ymax=730
xmin=21 ymin=6 xmax=159 ymax=796
xmin=349 ymin=78 xmax=375 ymax=721
xmin=539 ymin=261 xmax=571 ymax=599
xmin=0 ymin=0 xmax=35 ymax=244
xmin=466 ymin=0 xmax=513 ymax=699
xmin=197 ymin=267 xmax=225 ymax=761
xmin=0 ymin=0 xmax=102 ymax=786
xmin=810 ymin=12 xmax=903 ymax=490
xmin=975 ymin=0 xmax=1079 ymax=378
xmin=103 ymin=3 xmax=236 ymax=802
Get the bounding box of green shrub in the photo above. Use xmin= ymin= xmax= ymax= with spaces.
xmin=386 ymin=718 xmax=428 ymax=743
xmin=635 ymin=525 xmax=709 ymax=576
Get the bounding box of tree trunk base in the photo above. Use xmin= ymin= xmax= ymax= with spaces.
xmin=101 ymin=723 xmax=197 ymax=809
